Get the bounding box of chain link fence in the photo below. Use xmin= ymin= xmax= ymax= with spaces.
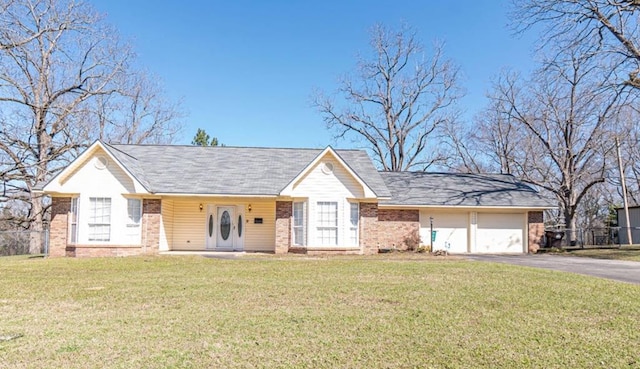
xmin=0 ymin=230 xmax=49 ymax=256
xmin=543 ymin=227 xmax=639 ymax=248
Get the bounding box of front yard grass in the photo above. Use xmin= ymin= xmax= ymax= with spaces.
xmin=0 ymin=255 xmax=638 ymax=368
xmin=563 ymin=246 xmax=640 ymax=262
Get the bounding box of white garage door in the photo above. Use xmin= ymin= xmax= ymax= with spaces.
xmin=420 ymin=212 xmax=468 ymax=253
xmin=476 ymin=213 xmax=524 ymax=253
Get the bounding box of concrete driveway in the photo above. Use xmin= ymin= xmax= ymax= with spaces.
xmin=465 ymin=254 xmax=640 ymax=284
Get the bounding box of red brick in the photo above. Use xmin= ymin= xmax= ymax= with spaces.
xmin=528 ymin=211 xmax=544 ymax=253
xmin=275 ymin=201 xmax=292 ymax=254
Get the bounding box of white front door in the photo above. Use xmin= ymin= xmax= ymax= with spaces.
xmin=217 ymin=206 xmax=234 ymax=249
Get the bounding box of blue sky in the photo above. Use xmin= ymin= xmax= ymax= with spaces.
xmin=91 ymin=0 xmax=538 ymax=148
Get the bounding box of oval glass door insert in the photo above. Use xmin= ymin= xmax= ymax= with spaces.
xmin=220 ymin=210 xmax=231 ymax=240
xmin=208 ymin=214 xmax=214 ymax=237
xmin=238 ymin=214 xmax=243 ymax=237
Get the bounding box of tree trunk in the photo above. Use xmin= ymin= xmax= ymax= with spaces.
xmin=28 ymin=196 xmax=44 ymax=254
xmin=563 ymin=207 xmax=578 ymax=246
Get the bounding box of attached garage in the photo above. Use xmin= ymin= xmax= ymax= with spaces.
xmin=420 ymin=211 xmax=468 ymax=253
xmin=474 ymin=213 xmax=525 ymax=253
xmin=380 ymin=172 xmax=554 ymax=254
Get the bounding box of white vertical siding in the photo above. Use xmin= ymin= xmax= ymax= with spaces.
xmin=290 ymin=155 xmax=363 ymax=247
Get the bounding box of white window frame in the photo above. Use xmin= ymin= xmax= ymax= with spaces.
xmin=349 ymin=202 xmax=359 ymax=247
xmin=316 ymin=201 xmax=338 ymax=246
xmin=292 ymin=201 xmax=306 ymax=246
xmin=88 ymin=197 xmax=111 ymax=242
xmin=69 ymin=197 xmax=79 ymax=244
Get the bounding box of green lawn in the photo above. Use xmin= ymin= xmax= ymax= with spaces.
xmin=563 ymin=246 xmax=640 ymax=262
xmin=0 ymin=255 xmax=638 ymax=369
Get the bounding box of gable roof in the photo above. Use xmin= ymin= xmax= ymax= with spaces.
xmin=102 ymin=143 xmax=391 ymax=197
xmin=279 ymin=146 xmax=379 ymax=198
xmin=39 ymin=141 xmax=150 ymax=194
xmin=380 ymin=172 xmax=554 ymax=208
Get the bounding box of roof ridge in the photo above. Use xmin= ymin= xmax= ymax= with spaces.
xmin=107 ymin=143 xmax=366 ymax=152
xmin=378 ymin=171 xmax=516 ymax=176
xmin=103 ymin=142 xmax=139 ymax=161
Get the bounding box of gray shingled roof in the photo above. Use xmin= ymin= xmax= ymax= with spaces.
xmin=103 ymin=143 xmax=391 ymax=197
xmin=380 ymin=172 xmax=554 ymax=208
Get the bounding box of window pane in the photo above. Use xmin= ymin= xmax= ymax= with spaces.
xmin=316 ymin=201 xmax=338 ymax=246
xmin=350 ymin=203 xmax=359 ymax=226
xmin=89 ymin=197 xmax=111 ymax=241
xmin=293 ymin=201 xmax=306 ymax=246
xmin=70 ymin=197 xmax=79 ymax=243
xmin=127 ymin=199 xmax=142 ymax=224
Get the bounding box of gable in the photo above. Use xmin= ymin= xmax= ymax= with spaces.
xmin=280 ymin=148 xmax=377 ymax=199
xmin=43 ymin=142 xmax=148 ymax=195
xmin=289 ymin=154 xmax=364 ymax=198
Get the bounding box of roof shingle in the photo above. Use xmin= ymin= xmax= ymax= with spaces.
xmin=103 ymin=144 xmax=391 ymax=197
xmin=380 ymin=172 xmax=553 ymax=208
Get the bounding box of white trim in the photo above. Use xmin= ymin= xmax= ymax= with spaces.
xmin=279 ymin=147 xmax=377 ymax=198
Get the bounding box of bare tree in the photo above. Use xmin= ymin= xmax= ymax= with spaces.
xmin=0 ymin=0 xmax=183 ymax=253
xmin=481 ymin=49 xmax=621 ymax=243
xmin=442 ymin=79 xmax=533 ymax=176
xmin=0 ymin=0 xmax=68 ymax=50
xmin=91 ymin=72 xmax=184 ymax=145
xmin=512 ymin=0 xmax=640 ymax=89
xmin=313 ymin=23 xmax=463 ymax=171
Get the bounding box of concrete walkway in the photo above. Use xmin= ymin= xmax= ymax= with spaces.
xmin=465 ymin=254 xmax=640 ymax=284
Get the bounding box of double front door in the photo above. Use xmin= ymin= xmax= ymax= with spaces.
xmin=206 ymin=205 xmax=245 ymax=250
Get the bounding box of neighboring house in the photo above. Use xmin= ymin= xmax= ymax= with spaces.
xmin=38 ymin=141 xmax=552 ymax=257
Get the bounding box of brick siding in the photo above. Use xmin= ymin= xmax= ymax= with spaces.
xmin=359 ymin=203 xmax=380 ymax=254
xmin=275 ymin=201 xmax=292 ymax=254
xmin=49 ymin=197 xmax=71 ymax=257
xmin=142 ymin=199 xmax=161 ymax=254
xmin=376 ymin=209 xmax=421 ymax=250
xmin=528 ymin=211 xmax=545 ymax=253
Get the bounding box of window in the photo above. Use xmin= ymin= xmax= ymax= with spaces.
xmin=293 ymin=201 xmax=306 ymax=246
xmin=126 ymin=199 xmax=142 ymax=242
xmin=70 ymin=197 xmax=79 ymax=244
xmin=88 ymin=197 xmax=111 ymax=241
xmin=316 ymin=201 xmax=338 ymax=245
xmin=349 ymin=203 xmax=359 ymax=246
xmin=127 ymin=199 xmax=142 ymax=226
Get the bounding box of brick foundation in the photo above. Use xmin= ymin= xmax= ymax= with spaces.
xmin=49 ymin=197 xmax=71 ymax=257
xmin=275 ymin=201 xmax=292 ymax=254
xmin=528 ymin=211 xmax=545 ymax=253
xmin=65 ymin=245 xmax=144 ymax=257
